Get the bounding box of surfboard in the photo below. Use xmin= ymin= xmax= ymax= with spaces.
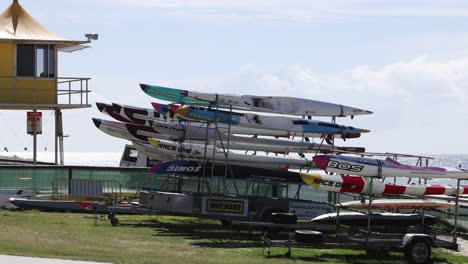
xmin=92 ymin=118 xmax=171 ymax=142
xmin=180 ymin=89 xmax=373 ymax=117
xmin=152 ymin=103 xmax=361 ymax=139
xmin=149 ymin=160 xmax=299 ymax=181
xmin=92 ymin=118 xmax=142 ymax=141
xmin=131 ymin=141 xmax=289 ymax=170
xmin=126 ymin=122 xmax=163 ymax=142
xmin=151 ymin=160 xmax=468 ymax=196
xmin=142 ymin=138 xmax=314 ymax=168
xmin=92 ymin=116 xmax=347 ymax=155
xmin=148 ymin=119 xmax=365 ymax=154
xmin=339 ymin=199 xmax=455 ymax=210
xmin=313 ymin=155 xmax=468 ymax=179
xmin=176 ymin=105 xmax=369 ymax=135
xmin=96 ymin=102 xmax=132 ymax=123
xmin=311 ymin=212 xmax=438 ymax=226
xmin=140 ymin=83 xmax=210 ymax=106
xmin=111 ymin=103 xmax=165 ymax=126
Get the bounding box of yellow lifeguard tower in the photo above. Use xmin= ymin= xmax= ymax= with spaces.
xmin=0 ymin=0 xmax=96 ymax=164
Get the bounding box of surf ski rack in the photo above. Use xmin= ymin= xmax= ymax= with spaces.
xmin=263 ymin=152 xmax=463 ymax=263
xmin=263 ymin=175 xmax=464 ymax=264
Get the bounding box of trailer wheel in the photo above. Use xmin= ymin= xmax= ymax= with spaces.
xmin=366 ymin=249 xmax=389 ymax=257
xmin=220 ymin=219 xmax=230 ymax=227
xmin=404 ymin=239 xmax=432 ymax=264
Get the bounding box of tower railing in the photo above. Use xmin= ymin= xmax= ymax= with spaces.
xmin=0 ymin=76 xmax=91 ymax=108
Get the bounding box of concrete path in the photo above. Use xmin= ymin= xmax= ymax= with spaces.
xmin=0 ymin=255 xmax=111 ymax=264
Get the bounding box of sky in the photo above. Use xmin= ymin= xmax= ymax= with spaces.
xmin=0 ymin=0 xmax=468 ymax=157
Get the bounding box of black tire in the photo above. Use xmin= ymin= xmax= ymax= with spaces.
xmin=295 ymin=230 xmax=323 ymax=244
xmin=404 ymin=239 xmax=432 ymax=264
xmin=220 ymin=219 xmax=231 ymax=227
xmin=107 ymin=213 xmax=115 ymax=220
xmin=366 ymin=249 xmax=389 ymax=257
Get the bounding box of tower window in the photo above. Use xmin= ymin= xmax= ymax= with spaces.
xmin=17 ymin=44 xmax=55 ymax=78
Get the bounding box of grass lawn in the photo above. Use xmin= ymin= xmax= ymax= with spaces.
xmin=0 ymin=210 xmax=466 ymax=264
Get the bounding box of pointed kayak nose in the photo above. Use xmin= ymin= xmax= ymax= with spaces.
xmin=312 ymin=155 xmax=331 ymax=170
xmin=151 ymin=102 xmax=161 ymax=113
xmin=92 ymin=118 xmax=102 ymax=128
xmin=139 ymin=83 xmax=149 ymax=90
xmin=95 ymin=102 xmax=106 ymax=112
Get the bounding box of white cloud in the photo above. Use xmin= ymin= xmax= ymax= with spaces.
xmin=114 ymin=0 xmax=468 ymax=20
xmin=149 ymin=56 xmax=468 ymax=154
xmin=2 ymin=57 xmax=467 ymax=154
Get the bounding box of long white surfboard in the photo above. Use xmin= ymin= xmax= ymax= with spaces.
xmin=148 ymin=119 xmax=365 ymax=154
xmin=131 ymin=141 xmax=290 ymax=170
xmin=141 ymin=138 xmax=314 ymax=168
xmin=313 ymin=155 xmax=468 ymax=179
xmin=181 ymin=90 xmax=373 ymax=117
xmin=176 ymin=105 xmax=369 ymax=135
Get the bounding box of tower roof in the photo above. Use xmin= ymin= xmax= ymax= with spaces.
xmin=0 ymin=1 xmax=87 ymax=47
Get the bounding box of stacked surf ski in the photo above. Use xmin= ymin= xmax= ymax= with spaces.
xmin=312 ymin=155 xmax=468 ymax=179
xmin=93 ymin=83 xmax=372 ymax=170
xmin=93 ymin=83 xmax=468 ymax=204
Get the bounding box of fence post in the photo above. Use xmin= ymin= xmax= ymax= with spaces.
xmin=68 ymin=167 xmax=73 ymax=195
xmin=68 ymin=81 xmax=71 ymax=104
xmin=80 ymin=79 xmax=83 ymax=105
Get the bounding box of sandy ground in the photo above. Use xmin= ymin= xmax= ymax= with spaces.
xmin=439 ymin=235 xmax=468 ymax=257
xmin=457 ymin=237 xmax=468 ymax=256
xmin=0 ymin=255 xmax=111 ymax=264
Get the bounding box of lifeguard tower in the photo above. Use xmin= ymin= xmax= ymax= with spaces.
xmin=0 ymin=0 xmax=97 ymax=164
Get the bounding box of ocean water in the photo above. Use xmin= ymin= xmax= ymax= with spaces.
xmin=0 ymin=152 xmax=122 ymax=167
xmin=2 ymin=152 xmax=467 ymax=167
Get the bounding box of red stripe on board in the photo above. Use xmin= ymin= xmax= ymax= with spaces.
xmin=340 ymin=176 xmax=365 ymax=193
xmin=383 ymin=184 xmax=406 ymax=195
xmin=463 ymin=186 xmax=468 ymax=194
xmin=76 ymin=201 xmax=93 ymax=210
xmin=424 ymin=185 xmax=446 ymax=195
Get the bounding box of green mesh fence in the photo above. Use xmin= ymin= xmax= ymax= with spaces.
xmin=1 ymin=165 xmax=468 ymax=226
xmin=0 ymin=166 xmax=159 ymax=194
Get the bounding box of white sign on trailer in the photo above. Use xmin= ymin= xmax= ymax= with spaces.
xmin=201 ymin=196 xmax=249 ymax=217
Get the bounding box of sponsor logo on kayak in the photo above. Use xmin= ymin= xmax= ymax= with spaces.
xmin=156 ymin=142 xmax=193 ymax=154
xmin=153 ymin=122 xmax=183 ymax=132
xmin=311 ymin=178 xmax=359 ymax=189
xmin=187 ymin=111 xmax=215 ymax=122
xmin=166 ymin=164 xmax=203 ymax=173
xmin=149 ymin=89 xmax=177 ymax=99
xmin=327 ymin=160 xmax=364 ymax=172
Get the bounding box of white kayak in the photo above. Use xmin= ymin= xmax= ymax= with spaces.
xmin=180 ymin=90 xmax=373 ymax=117
xmin=138 ymin=138 xmax=314 ymax=168
xmin=339 ymin=199 xmax=454 ymax=210
xmin=148 ymin=119 xmax=365 ymax=154
xmin=313 ymin=155 xmax=468 ymax=179
xmin=176 ymin=105 xmax=369 ymax=135
xmin=131 ymin=141 xmax=291 ymax=170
